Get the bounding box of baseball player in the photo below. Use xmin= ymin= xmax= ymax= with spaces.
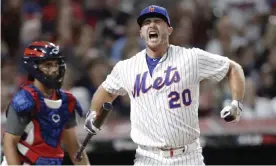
xmin=85 ymin=5 xmax=245 ymax=165
xmin=2 ymin=41 xmax=90 ymax=165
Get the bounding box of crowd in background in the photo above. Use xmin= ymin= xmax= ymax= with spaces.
xmin=2 ymin=0 xmax=276 ymax=126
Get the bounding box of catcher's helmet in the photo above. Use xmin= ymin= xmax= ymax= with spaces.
xmin=22 ymin=41 xmax=66 ymax=89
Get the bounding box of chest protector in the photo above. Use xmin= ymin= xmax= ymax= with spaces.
xmin=12 ymin=85 xmax=79 ymax=165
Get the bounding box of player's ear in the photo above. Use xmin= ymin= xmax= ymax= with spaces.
xmin=139 ymin=29 xmax=144 ymax=39
xmin=168 ymin=27 xmax=173 ymax=36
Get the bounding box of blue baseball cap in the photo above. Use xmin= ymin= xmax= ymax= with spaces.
xmin=137 ymin=5 xmax=171 ymax=27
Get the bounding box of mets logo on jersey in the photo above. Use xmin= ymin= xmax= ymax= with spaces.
xmin=131 ymin=66 xmax=192 ymax=109
xmin=132 ymin=66 xmax=180 ymax=98
xmin=149 ymin=6 xmax=155 ymax=12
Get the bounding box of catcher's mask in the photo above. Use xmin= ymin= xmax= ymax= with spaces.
xmin=22 ymin=41 xmax=66 ymax=89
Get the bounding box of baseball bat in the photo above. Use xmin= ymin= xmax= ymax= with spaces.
xmin=74 ymin=102 xmax=113 ymax=162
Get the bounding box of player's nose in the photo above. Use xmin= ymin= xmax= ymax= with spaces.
xmin=49 ymin=66 xmax=59 ymax=74
xmin=148 ymin=21 xmax=157 ymax=27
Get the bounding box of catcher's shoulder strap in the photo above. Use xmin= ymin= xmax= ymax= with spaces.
xmin=60 ymin=89 xmax=84 ymax=117
xmin=60 ymin=90 xmax=76 ymax=114
xmin=20 ymin=85 xmax=40 ymax=116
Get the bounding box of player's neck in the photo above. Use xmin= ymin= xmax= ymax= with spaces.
xmin=33 ymin=79 xmax=54 ymax=97
xmin=146 ymin=43 xmax=169 ymax=58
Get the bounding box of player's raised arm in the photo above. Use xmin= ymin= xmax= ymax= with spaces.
xmin=220 ymin=60 xmax=245 ymax=122
xmin=225 ymin=60 xmax=245 ymax=103
xmin=195 ymin=48 xmax=245 ymax=122
xmin=85 ymin=61 xmax=127 ymax=134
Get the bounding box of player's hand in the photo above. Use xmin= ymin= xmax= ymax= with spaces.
xmin=220 ymin=100 xmax=242 ymax=123
xmin=84 ymin=111 xmax=100 ymax=134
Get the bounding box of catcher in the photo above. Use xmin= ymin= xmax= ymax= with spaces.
xmin=2 ymin=41 xmax=90 ymax=165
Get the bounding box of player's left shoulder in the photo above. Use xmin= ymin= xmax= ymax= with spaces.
xmin=169 ymin=45 xmax=198 ymax=59
xmin=169 ymin=44 xmax=182 ymax=51
xmin=169 ymin=44 xmax=195 ymax=54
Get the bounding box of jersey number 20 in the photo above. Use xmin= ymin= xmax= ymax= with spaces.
xmin=168 ymin=89 xmax=192 ymax=108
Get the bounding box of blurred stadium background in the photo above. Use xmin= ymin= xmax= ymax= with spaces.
xmin=1 ymin=0 xmax=276 ymax=165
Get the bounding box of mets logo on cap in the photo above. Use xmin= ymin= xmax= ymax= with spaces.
xmin=149 ymin=6 xmax=155 ymax=12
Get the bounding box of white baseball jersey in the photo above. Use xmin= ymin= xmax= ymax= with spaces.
xmin=102 ymin=45 xmax=230 ymax=149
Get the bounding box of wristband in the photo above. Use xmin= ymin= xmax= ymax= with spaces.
xmin=231 ymin=100 xmax=243 ymax=111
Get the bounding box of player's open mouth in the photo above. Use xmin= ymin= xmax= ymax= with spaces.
xmin=149 ymin=31 xmax=158 ymax=40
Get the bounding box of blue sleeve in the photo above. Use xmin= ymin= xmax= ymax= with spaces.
xmin=11 ymin=89 xmax=35 ymax=114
